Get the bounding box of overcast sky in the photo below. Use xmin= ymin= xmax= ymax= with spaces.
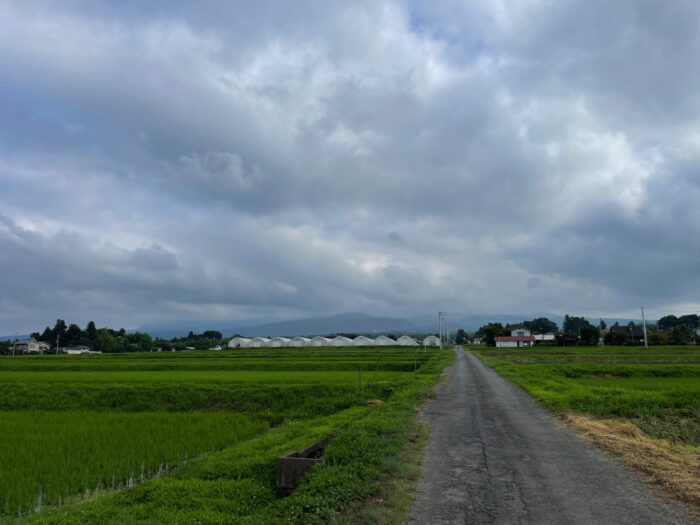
xmin=2 ymin=1 xmax=700 ymax=334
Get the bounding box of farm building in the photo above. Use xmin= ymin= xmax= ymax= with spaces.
xmin=228 ymin=337 xmax=251 ymax=348
xmin=396 ymin=335 xmax=418 ymax=346
xmin=289 ymin=337 xmax=311 ymax=347
xmin=352 ymin=336 xmax=374 ymax=346
xmin=495 ymin=336 xmax=535 ymax=348
xmin=374 ymin=335 xmax=396 ymax=345
xmin=310 ymin=336 xmax=332 ymax=346
xmin=423 ymin=335 xmax=440 ymax=346
xmin=250 ymin=337 xmax=270 ymax=348
xmin=495 ymin=328 xmax=535 ymax=348
xmin=268 ymin=337 xmax=291 ymax=347
xmin=533 ymin=333 xmax=555 ymax=342
xmin=14 ymin=339 xmax=51 ymax=353
xmin=331 ymin=336 xmax=353 ymax=346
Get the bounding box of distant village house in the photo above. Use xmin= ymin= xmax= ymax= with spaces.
xmin=495 ymin=329 xmax=536 ymax=348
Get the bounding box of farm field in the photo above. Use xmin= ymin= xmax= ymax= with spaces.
xmin=470 ymin=345 xmax=700 ymax=448
xmin=0 ymin=346 xmax=453 ymax=523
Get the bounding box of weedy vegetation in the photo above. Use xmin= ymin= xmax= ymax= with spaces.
xmin=0 ymin=347 xmax=453 ymax=523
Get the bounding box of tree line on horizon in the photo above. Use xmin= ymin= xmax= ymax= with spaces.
xmin=0 ymin=320 xmax=228 ymax=355
xmin=2 ymin=313 xmax=699 ymax=355
xmin=469 ymin=314 xmax=700 ymax=347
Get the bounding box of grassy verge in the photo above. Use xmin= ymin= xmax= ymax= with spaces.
xmin=340 ymin=351 xmax=454 ymax=525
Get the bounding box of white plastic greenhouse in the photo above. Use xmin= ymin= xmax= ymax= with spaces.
xmin=250 ymin=337 xmax=270 ymax=348
xmin=396 ymin=335 xmax=418 ymax=346
xmin=310 ymin=336 xmax=332 ymax=346
xmin=331 ymin=336 xmax=353 ymax=346
xmin=374 ymin=336 xmax=396 ymax=346
xmin=422 ymin=335 xmax=440 ymax=347
xmin=352 ymin=336 xmax=374 ymax=346
xmin=228 ymin=337 xmax=251 ymax=348
xmin=289 ymin=337 xmax=311 ymax=347
xmin=268 ymin=337 xmax=291 ymax=347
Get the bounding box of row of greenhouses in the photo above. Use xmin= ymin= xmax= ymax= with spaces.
xmin=228 ymin=335 xmax=441 ymax=348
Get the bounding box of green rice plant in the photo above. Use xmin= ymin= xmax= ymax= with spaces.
xmin=11 ymin=349 xmax=454 ymax=524
xmin=0 ymin=412 xmax=266 ymax=517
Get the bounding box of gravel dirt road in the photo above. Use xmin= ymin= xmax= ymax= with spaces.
xmin=408 ymin=347 xmax=695 ymax=524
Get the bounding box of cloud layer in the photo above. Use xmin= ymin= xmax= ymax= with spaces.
xmin=1 ymin=1 xmax=699 ymax=333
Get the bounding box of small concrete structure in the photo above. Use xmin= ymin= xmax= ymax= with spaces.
xmin=228 ymin=337 xmax=252 ymax=348
xmin=352 ymin=336 xmax=374 ymax=346
xmin=374 ymin=335 xmax=396 ymax=346
xmin=331 ymin=336 xmax=353 ymax=346
xmin=396 ymin=335 xmax=418 ymax=346
xmin=276 ymin=435 xmax=331 ymax=498
xmin=423 ymin=335 xmax=440 ymax=347
xmin=310 ymin=336 xmax=332 ymax=346
xmin=289 ymin=337 xmax=311 ymax=347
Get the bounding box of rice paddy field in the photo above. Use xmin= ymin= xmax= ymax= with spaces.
xmin=0 ymin=346 xmax=453 ymax=524
xmin=470 ymin=345 xmax=700 ymax=448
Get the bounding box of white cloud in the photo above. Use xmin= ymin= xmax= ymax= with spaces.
xmin=1 ymin=0 xmax=700 ymax=332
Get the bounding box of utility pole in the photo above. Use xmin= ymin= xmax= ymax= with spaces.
xmin=12 ymin=332 xmax=17 ymax=357
xmin=641 ymin=307 xmax=648 ymax=350
xmin=445 ymin=317 xmax=449 ymax=347
xmin=56 ymin=334 xmax=60 ymax=355
xmin=438 ymin=312 xmax=443 ymax=351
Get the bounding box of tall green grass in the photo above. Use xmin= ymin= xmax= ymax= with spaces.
xmin=0 ymin=412 xmax=266 ymax=517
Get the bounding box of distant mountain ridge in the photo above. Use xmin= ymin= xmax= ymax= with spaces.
xmin=137 ymin=313 xmax=415 ymax=339
xmin=136 ymin=312 xmax=648 ymax=339
xmin=229 ymin=312 xmax=415 ymax=338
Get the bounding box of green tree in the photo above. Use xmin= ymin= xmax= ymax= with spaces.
xmin=669 ymin=325 xmax=693 ymax=345
xmin=647 ymin=332 xmax=668 ymax=345
xmin=201 ymin=330 xmax=222 ymax=341
xmin=579 ymin=325 xmax=600 ymax=346
xmin=455 ymin=329 xmax=468 ymax=345
xmin=40 ymin=326 xmax=53 ymax=343
xmin=523 ymin=317 xmax=558 ymax=334
xmin=137 ymin=333 xmax=154 ymax=352
xmin=94 ymin=329 xmax=120 ymax=353
xmin=562 ymin=315 xmax=595 ymax=336
xmin=604 ymin=330 xmax=628 ymax=346
xmin=85 ymin=321 xmax=97 ymax=343
xmin=53 ymin=319 xmax=67 ymax=342
xmin=677 ymin=314 xmax=699 ymax=329
xmin=66 ymin=323 xmax=82 ymax=345
xmin=477 ymin=323 xmax=506 ymax=346
xmin=657 ymin=315 xmax=678 ymax=331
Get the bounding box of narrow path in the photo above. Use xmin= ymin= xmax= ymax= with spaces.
xmin=409 ymin=347 xmax=694 ymax=524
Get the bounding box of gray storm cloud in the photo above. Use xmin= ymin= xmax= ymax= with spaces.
xmin=1 ymin=0 xmax=699 ymax=333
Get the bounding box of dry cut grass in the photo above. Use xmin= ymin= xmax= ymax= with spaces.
xmin=564 ymin=413 xmax=700 ymax=510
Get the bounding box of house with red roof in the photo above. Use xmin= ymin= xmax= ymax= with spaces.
xmin=495 ymin=328 xmax=536 ymax=348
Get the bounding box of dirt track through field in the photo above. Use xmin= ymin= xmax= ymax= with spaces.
xmin=408 ymin=347 xmax=695 ymax=524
